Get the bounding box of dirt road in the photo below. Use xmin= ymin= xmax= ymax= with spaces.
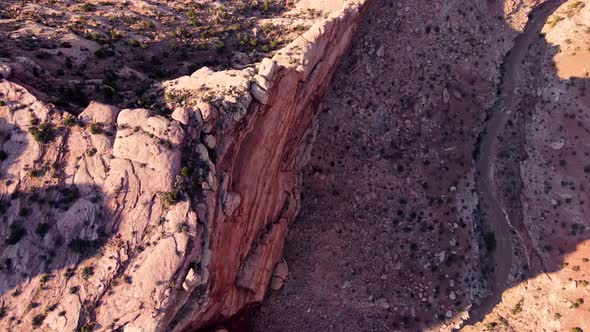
xmin=466 ymin=0 xmax=567 ymax=325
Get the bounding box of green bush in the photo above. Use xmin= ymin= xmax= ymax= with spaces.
xmin=180 ymin=167 xmax=191 ymax=177
xmin=161 ymin=190 xmax=181 ymax=207
xmin=63 ymin=116 xmax=76 ymax=127
xmin=81 ymin=266 xmax=94 ymax=279
xmin=89 ymin=122 xmax=104 ymax=134
xmin=511 ymin=298 xmax=524 ymax=315
xmin=30 ymin=122 xmax=55 ymax=144
xmin=39 ymin=274 xmax=49 ymax=284
xmin=35 ymin=223 xmax=50 ymax=237
xmin=5 ymin=225 xmax=27 ymax=245
xmin=31 ymin=314 xmax=46 ymax=328
xmin=80 ymin=3 xmax=95 ymax=12
xmin=176 ymin=222 xmax=189 ymax=233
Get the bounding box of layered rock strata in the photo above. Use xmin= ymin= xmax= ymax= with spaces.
xmin=0 ymin=0 xmax=370 ymax=331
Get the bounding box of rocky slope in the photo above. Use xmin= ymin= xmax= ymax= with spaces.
xmin=0 ymin=0 xmax=370 ymax=331
xmin=247 ymin=0 xmax=588 ymax=331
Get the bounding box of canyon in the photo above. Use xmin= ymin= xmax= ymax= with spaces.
xmin=1 ymin=0 xmax=589 ymax=331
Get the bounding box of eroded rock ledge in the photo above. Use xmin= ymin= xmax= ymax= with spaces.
xmin=0 ymin=0 xmax=369 ymax=331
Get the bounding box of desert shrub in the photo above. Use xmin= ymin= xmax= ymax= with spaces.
xmin=94 ymin=47 xmax=115 ymax=58
xmin=80 ymin=324 xmax=93 ymax=332
xmin=63 ymin=116 xmax=76 ymax=127
xmin=19 ymin=207 xmax=31 ymax=217
xmin=86 ymin=148 xmax=97 ymax=157
xmin=5 ymin=225 xmax=27 ymax=245
xmin=27 ymin=169 xmax=42 ymax=178
xmin=35 ymin=223 xmax=50 ymax=237
xmin=81 ymin=266 xmax=94 ymax=279
xmin=80 ymin=3 xmax=95 ymax=12
xmin=161 ymin=190 xmax=181 ymax=207
xmin=176 ymin=222 xmax=189 ymax=233
xmin=29 ymin=122 xmax=55 ymax=144
xmin=180 ymin=167 xmax=191 ymax=177
xmin=39 ymin=274 xmax=49 ymax=284
xmin=485 ymin=322 xmax=497 ymax=331
xmin=110 ymin=30 xmax=122 ymax=41
xmin=549 ymin=16 xmax=564 ymax=28
xmin=511 ymin=298 xmax=524 ymax=314
xmin=159 ymin=139 xmax=172 ymax=149
xmin=89 ymin=122 xmax=104 ymax=134
xmin=31 ymin=314 xmax=45 ymax=328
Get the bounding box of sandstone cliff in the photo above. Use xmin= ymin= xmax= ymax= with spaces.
xmin=0 ymin=0 xmax=370 ymax=330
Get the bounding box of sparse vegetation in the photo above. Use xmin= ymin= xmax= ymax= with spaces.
xmin=0 ymin=0 xmax=310 ymax=113
xmin=29 ymin=122 xmax=56 ymax=144
xmin=31 ymin=314 xmax=45 ymax=328
xmin=160 ymin=190 xmax=181 ymax=207
xmin=548 ymin=15 xmax=564 ymax=29
xmin=63 ymin=116 xmax=77 ymax=127
xmin=82 ymin=266 xmax=94 ymax=279
xmin=39 ymin=273 xmax=49 ymax=284
xmin=89 ymin=122 xmax=104 ymax=135
xmin=176 ymin=222 xmax=189 ymax=233
xmin=511 ymin=298 xmax=524 ymax=315
xmin=5 ymin=225 xmax=27 ymax=245
xmin=35 ymin=223 xmax=50 ymax=237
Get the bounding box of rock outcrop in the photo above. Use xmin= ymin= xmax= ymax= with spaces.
xmin=0 ymin=0 xmax=370 ymax=331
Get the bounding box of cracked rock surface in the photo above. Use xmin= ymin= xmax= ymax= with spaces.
xmin=0 ymin=1 xmax=370 ymax=331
